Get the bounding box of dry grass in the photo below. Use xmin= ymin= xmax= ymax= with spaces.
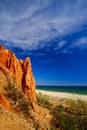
xmin=50 ymin=98 xmax=87 ymax=130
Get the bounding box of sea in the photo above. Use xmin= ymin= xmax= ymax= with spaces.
xmin=36 ymin=86 xmax=87 ymax=95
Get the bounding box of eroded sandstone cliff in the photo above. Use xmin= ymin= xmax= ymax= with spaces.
xmin=0 ymin=90 xmax=12 ymax=111
xmin=0 ymin=44 xmax=37 ymax=111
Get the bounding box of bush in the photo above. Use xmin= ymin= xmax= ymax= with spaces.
xmin=36 ymin=92 xmax=53 ymax=109
xmin=4 ymin=83 xmax=23 ymax=103
xmin=66 ymin=98 xmax=87 ymax=115
xmin=50 ymin=99 xmax=87 ymax=130
xmin=16 ymin=98 xmax=31 ymax=117
xmin=4 ymin=83 xmax=31 ymax=118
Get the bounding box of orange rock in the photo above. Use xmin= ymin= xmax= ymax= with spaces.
xmin=0 ymin=45 xmax=23 ymax=87
xmin=0 ymin=44 xmax=37 ymax=111
xmin=0 ymin=90 xmax=12 ymax=111
xmin=21 ymin=58 xmax=37 ymax=111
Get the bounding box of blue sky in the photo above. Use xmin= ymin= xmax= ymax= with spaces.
xmin=0 ymin=0 xmax=87 ymax=85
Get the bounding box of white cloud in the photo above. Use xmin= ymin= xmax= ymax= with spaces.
xmin=62 ymin=49 xmax=68 ymax=53
xmin=53 ymin=40 xmax=66 ymax=51
xmin=77 ymin=37 xmax=87 ymax=46
xmin=0 ymin=0 xmax=87 ymax=51
xmin=70 ymin=37 xmax=87 ymax=49
xmin=74 ymin=37 xmax=87 ymax=48
xmin=58 ymin=41 xmax=66 ymax=49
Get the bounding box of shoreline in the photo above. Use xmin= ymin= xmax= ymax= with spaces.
xmin=36 ymin=90 xmax=87 ymax=100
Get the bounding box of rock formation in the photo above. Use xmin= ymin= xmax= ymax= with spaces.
xmin=0 ymin=45 xmax=37 ymax=111
xmin=0 ymin=90 xmax=12 ymax=111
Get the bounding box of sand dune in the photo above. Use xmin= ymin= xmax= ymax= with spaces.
xmin=36 ymin=90 xmax=87 ymax=100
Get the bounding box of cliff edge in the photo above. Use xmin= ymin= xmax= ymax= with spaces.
xmin=0 ymin=44 xmax=37 ymax=111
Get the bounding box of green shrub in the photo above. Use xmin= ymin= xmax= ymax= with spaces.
xmin=50 ymin=99 xmax=87 ymax=130
xmin=4 ymin=83 xmax=31 ymax=118
xmin=16 ymin=98 xmax=31 ymax=117
xmin=66 ymin=98 xmax=87 ymax=115
xmin=36 ymin=92 xmax=53 ymax=109
xmin=4 ymin=83 xmax=23 ymax=103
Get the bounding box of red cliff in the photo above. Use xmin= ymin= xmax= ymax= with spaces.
xmin=0 ymin=90 xmax=12 ymax=111
xmin=0 ymin=45 xmax=37 ymax=111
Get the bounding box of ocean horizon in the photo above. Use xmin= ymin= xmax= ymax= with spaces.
xmin=36 ymin=85 xmax=87 ymax=95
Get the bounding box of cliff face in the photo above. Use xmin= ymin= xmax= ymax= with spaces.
xmin=0 ymin=90 xmax=12 ymax=111
xmin=0 ymin=45 xmax=37 ymax=111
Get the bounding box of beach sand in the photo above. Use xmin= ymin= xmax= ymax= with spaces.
xmin=36 ymin=90 xmax=87 ymax=100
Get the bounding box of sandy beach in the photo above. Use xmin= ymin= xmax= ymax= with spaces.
xmin=36 ymin=90 xmax=87 ymax=100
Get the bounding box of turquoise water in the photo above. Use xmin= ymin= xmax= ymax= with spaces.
xmin=36 ymin=86 xmax=87 ymax=95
